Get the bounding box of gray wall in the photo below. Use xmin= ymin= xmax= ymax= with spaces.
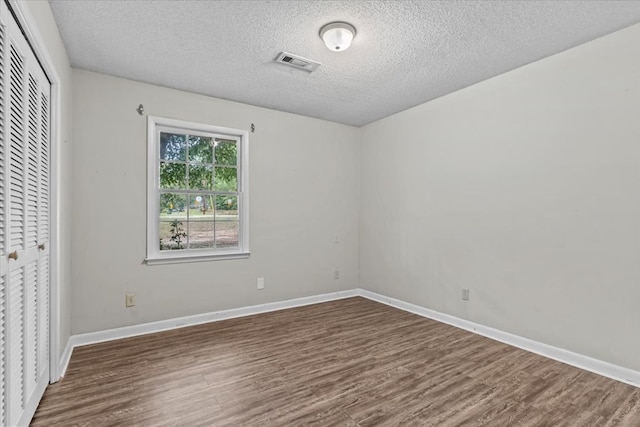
xmin=71 ymin=70 xmax=360 ymax=334
xmin=360 ymin=23 xmax=640 ymax=372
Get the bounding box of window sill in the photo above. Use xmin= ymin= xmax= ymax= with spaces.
xmin=145 ymin=251 xmax=250 ymax=266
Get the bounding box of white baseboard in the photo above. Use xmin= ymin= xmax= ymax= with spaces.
xmin=59 ymin=289 xmax=358 ymax=375
xmin=58 ymin=338 xmax=74 ymax=379
xmin=57 ymin=287 xmax=640 ymax=389
xmin=357 ymin=288 xmax=640 ymax=388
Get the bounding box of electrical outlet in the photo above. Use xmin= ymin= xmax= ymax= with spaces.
xmin=125 ymin=293 xmax=135 ymax=307
xmin=334 ymin=270 xmax=340 ymax=280
xmin=462 ymin=289 xmax=470 ymax=301
xmin=257 ymin=277 xmax=265 ymax=290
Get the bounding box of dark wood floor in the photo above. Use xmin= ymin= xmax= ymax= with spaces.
xmin=32 ymin=297 xmax=640 ymax=426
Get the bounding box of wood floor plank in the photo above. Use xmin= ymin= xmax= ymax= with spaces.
xmin=31 ymin=297 xmax=640 ymax=426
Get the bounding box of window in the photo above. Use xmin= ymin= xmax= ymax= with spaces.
xmin=146 ymin=116 xmax=249 ymax=264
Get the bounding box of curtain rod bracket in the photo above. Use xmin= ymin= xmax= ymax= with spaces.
xmin=137 ymin=104 xmax=144 ymax=116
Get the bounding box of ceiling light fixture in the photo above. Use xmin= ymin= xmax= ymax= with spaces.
xmin=320 ymin=22 xmax=356 ymax=52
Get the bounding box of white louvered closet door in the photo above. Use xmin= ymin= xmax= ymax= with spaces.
xmin=0 ymin=2 xmax=51 ymax=426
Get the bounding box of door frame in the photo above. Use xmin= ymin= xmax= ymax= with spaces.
xmin=7 ymin=0 xmax=62 ymax=383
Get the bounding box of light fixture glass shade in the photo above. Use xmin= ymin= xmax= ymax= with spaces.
xmin=320 ymin=22 xmax=356 ymax=52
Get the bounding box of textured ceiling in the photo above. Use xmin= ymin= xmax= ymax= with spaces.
xmin=49 ymin=0 xmax=640 ymax=127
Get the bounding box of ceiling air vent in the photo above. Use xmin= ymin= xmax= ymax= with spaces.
xmin=275 ymin=52 xmax=321 ymax=72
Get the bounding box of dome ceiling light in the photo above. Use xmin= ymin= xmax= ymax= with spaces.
xmin=319 ymin=22 xmax=356 ymax=52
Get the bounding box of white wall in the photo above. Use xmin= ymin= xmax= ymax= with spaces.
xmin=361 ymin=23 xmax=640 ymax=372
xmin=71 ymin=70 xmax=360 ymax=334
xmin=20 ymin=1 xmax=74 ymax=372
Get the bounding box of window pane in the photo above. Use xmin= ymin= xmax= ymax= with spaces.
xmin=160 ymin=133 xmax=187 ymax=161
xmin=188 ymin=221 xmax=215 ymax=249
xmin=188 ymin=135 xmax=213 ymax=164
xmin=215 ymin=221 xmax=238 ymax=248
xmin=160 ymin=162 xmax=186 ymax=189
xmin=190 ymin=193 xmax=216 ymax=217
xmin=214 ymin=166 xmax=237 ymax=191
xmin=160 ymin=193 xmax=187 ymax=218
xmin=189 ymin=164 xmax=213 ymax=190
xmin=215 ymin=139 xmax=237 ymax=165
xmin=159 ymin=220 xmax=188 ymax=251
xmin=215 ymin=195 xmax=238 ymax=214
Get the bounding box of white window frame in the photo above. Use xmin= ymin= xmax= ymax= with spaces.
xmin=145 ymin=116 xmax=249 ymax=265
